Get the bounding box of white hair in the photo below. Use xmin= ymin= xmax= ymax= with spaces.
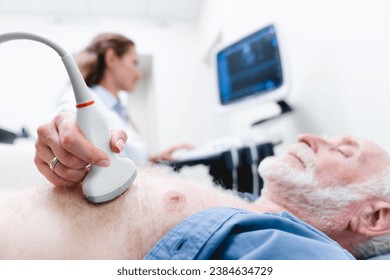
xmin=347 ymin=169 xmax=390 ymax=259
xmin=297 ymin=168 xmax=390 ymax=259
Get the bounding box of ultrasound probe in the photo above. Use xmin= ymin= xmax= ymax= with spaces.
xmin=0 ymin=32 xmax=137 ymax=203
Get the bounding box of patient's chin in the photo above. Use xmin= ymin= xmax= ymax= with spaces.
xmin=259 ymin=156 xmax=316 ymax=188
xmin=259 ymin=157 xmax=298 ymax=183
xmin=258 ymin=157 xmax=279 ymax=180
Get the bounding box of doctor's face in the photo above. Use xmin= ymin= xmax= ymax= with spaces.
xmin=112 ymin=46 xmax=142 ymax=92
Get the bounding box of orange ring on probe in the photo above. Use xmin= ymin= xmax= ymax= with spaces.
xmin=76 ymin=100 xmax=95 ymax=108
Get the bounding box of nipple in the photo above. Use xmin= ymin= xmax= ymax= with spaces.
xmin=162 ymin=191 xmax=186 ymax=212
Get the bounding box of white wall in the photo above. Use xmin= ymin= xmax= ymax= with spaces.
xmin=196 ymin=0 xmax=390 ymax=152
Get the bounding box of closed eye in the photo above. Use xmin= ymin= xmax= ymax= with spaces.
xmin=337 ymin=149 xmax=347 ymax=157
xmin=336 ymin=146 xmax=354 ymax=158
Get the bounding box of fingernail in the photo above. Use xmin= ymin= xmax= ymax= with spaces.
xmin=96 ymin=159 xmax=110 ymax=167
xmin=116 ymin=139 xmax=124 ymax=151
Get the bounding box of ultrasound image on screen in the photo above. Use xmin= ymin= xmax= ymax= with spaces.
xmin=217 ymin=25 xmax=283 ymax=105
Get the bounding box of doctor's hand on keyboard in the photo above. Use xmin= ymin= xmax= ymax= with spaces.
xmin=149 ymin=144 xmax=194 ymax=163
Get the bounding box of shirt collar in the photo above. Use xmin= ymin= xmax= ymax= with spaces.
xmin=91 ymin=85 xmax=119 ymax=109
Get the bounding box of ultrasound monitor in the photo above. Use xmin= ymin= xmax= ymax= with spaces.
xmin=216 ymin=24 xmax=289 ymax=111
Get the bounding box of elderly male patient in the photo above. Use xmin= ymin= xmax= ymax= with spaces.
xmin=2 ymin=113 xmax=390 ymax=259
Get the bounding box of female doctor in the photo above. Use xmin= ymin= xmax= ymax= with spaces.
xmin=54 ymin=33 xmax=190 ymax=165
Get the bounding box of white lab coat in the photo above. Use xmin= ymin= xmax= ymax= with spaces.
xmin=55 ymin=84 xmax=149 ymax=165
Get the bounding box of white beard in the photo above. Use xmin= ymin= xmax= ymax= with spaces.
xmin=258 ymin=156 xmax=316 ymax=188
xmin=258 ymin=143 xmax=317 ymax=188
xmin=257 ymin=144 xmax=357 ymax=233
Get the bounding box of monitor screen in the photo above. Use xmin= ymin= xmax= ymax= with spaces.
xmin=216 ymin=24 xmax=287 ymax=107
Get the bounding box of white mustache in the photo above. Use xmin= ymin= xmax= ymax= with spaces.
xmin=286 ymin=143 xmax=316 ymax=170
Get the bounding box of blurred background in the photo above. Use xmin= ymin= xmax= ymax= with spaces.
xmin=1 ymin=0 xmax=390 ymax=187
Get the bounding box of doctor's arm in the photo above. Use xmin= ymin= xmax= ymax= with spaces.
xmin=149 ymin=144 xmax=194 ymax=163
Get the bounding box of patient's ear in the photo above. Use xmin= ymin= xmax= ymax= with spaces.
xmin=350 ymin=201 xmax=390 ymax=237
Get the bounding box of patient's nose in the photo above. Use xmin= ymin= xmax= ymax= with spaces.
xmin=297 ymin=134 xmax=328 ymax=153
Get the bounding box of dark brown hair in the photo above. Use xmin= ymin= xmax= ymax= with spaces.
xmin=76 ymin=33 xmax=135 ymax=86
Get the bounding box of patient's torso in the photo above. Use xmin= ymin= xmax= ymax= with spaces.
xmin=0 ymin=167 xmax=253 ymax=259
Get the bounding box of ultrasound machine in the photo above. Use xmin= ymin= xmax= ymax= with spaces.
xmin=167 ymin=24 xmax=292 ymax=197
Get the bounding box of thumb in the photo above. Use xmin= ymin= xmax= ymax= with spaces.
xmin=110 ymin=129 xmax=128 ymax=153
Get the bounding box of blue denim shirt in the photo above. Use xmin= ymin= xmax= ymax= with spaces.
xmin=144 ymin=207 xmax=355 ymax=260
